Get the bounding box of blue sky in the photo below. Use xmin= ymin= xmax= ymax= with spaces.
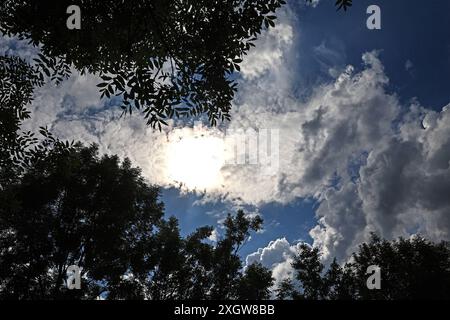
xmin=296 ymin=0 xmax=450 ymax=109
xmin=161 ymin=0 xmax=450 ymax=260
xmin=162 ymin=187 xmax=317 ymax=258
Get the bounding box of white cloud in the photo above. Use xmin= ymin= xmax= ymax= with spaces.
xmin=236 ymin=18 xmax=450 ymax=262
xmin=405 ymin=59 xmax=413 ymax=71
xmin=240 ymin=22 xmax=293 ymax=80
xmin=208 ymin=229 xmax=219 ymax=243
xmin=246 ymin=238 xmax=304 ymax=287
xmin=310 ymin=103 xmax=450 ymax=262
xmin=0 ymin=35 xmax=40 ymax=62
xmin=313 ymin=39 xmax=347 ymax=75
xmin=308 ymin=0 xmax=320 ymax=8
xmin=220 ymin=50 xmax=398 ymax=206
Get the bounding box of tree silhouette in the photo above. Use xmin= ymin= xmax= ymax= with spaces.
xmin=209 ymin=211 xmax=263 ymax=299
xmin=2 ymin=139 xmax=449 ymax=300
xmin=281 ymin=234 xmax=450 ymax=300
xmin=292 ymin=243 xmax=326 ymax=299
xmin=238 ymin=263 xmax=274 ymax=300
xmin=0 ymin=54 xmax=69 ymax=191
xmin=348 ymin=234 xmax=450 ymax=299
xmin=1 ymin=0 xmax=350 ymax=128
xmin=275 ymin=278 xmax=296 ymax=300
xmin=0 ymin=0 xmax=288 ymax=128
xmin=0 ymin=55 xmax=43 ymax=187
xmin=334 ymin=0 xmax=352 ymax=11
xmin=0 ymin=144 xmax=269 ymax=299
xmin=0 ymin=143 xmax=164 ymax=299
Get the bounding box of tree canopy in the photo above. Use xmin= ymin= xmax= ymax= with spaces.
xmin=0 ymin=143 xmax=164 ymax=299
xmin=278 ymin=235 xmax=450 ymax=300
xmin=0 ymin=0 xmax=352 ymax=128
xmin=0 ymin=55 xmax=58 ymax=188
xmin=0 ymin=0 xmax=289 ymax=128
xmin=0 ymin=142 xmax=271 ymax=299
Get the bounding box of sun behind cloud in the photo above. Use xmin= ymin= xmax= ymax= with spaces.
xmin=165 ymin=132 xmax=226 ymax=191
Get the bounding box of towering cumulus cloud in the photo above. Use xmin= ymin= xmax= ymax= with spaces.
xmin=233 ymin=8 xmax=450 ymax=268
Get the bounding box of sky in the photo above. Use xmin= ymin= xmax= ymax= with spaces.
xmin=2 ymin=0 xmax=450 ymax=287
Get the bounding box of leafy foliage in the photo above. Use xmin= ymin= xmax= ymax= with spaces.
xmin=238 ymin=263 xmax=274 ymax=300
xmin=0 ymin=1 xmax=350 ymax=129
xmin=210 ymin=211 xmax=263 ymax=299
xmin=0 ymin=55 xmax=73 ymax=187
xmin=280 ymin=234 xmax=450 ymax=300
xmin=306 ymin=0 xmax=352 ymax=11
xmin=334 ymin=0 xmax=352 ymax=11
xmin=0 ymin=56 xmax=40 ymax=173
xmin=292 ymin=244 xmax=326 ymax=299
xmin=275 ymin=278 xmax=296 ymax=300
xmin=0 ymin=0 xmax=288 ymax=128
xmin=0 ymin=146 xmax=269 ymax=299
xmin=0 ymin=144 xmax=164 ymax=299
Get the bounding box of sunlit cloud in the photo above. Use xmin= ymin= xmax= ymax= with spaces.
xmin=165 ymin=128 xmax=226 ymax=190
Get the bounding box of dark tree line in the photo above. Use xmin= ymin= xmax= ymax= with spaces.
xmin=0 ymin=141 xmax=274 ymax=299
xmin=277 ymin=235 xmax=450 ymax=300
xmin=1 ymin=141 xmax=449 ymax=300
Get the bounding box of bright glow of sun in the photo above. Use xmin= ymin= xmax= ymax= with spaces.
xmin=166 ymin=135 xmax=225 ymax=190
